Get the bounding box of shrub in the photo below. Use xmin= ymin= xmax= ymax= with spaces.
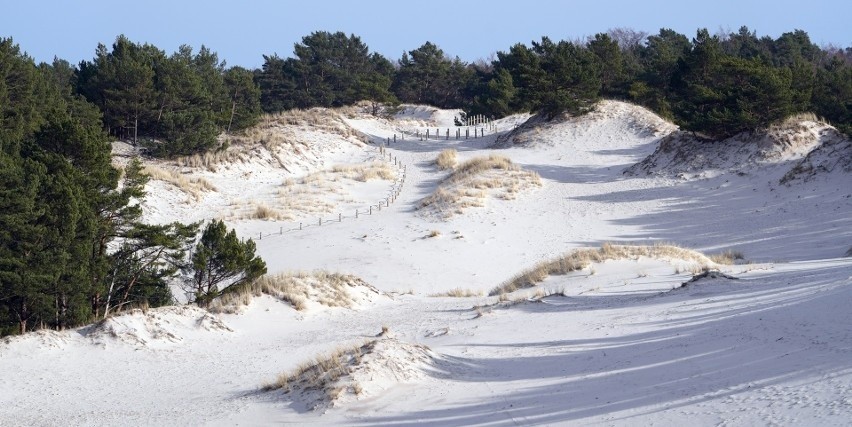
xmin=435 ymin=149 xmax=458 ymax=170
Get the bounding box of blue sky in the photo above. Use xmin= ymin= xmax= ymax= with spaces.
xmin=4 ymin=0 xmax=850 ymax=68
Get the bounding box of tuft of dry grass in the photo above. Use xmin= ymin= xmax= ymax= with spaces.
xmin=709 ymin=249 xmax=745 ymax=265
xmin=429 ymin=288 xmax=484 ymax=298
xmin=261 ymin=340 xmax=373 ymax=394
xmin=330 ymin=162 xmax=397 ymax=182
xmin=250 ymin=202 xmax=291 ymax=221
xmin=208 ymin=271 xmax=378 ymax=314
xmin=771 ymin=112 xmax=827 ymax=131
xmin=260 ymin=336 xmax=433 ymax=410
xmin=426 ymin=230 xmax=441 ymax=238
xmin=143 ymin=165 xmax=217 ymax=200
xmin=490 ymin=243 xmax=716 ymax=296
xmin=435 ymin=149 xmax=458 ymax=170
xmin=176 ymin=148 xmax=248 ymax=171
xmin=418 ymin=155 xmax=541 ymax=219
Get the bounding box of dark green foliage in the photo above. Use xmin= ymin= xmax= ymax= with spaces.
xmin=105 ymin=221 xmax=198 ymax=315
xmin=76 ymin=36 xmax=262 ymax=158
xmin=812 ymin=56 xmax=852 ymax=136
xmin=391 ymin=42 xmax=476 ymax=109
xmin=252 ymin=26 xmax=848 ymax=135
xmin=670 ymin=30 xmax=794 ymax=138
xmin=588 ymin=33 xmax=626 ymax=96
xmin=186 ymin=220 xmax=266 ymax=307
xmin=529 ymin=37 xmax=602 ymax=118
xmin=257 ymin=31 xmax=395 ymax=112
xmin=488 ymin=38 xmax=602 ymax=119
xmin=224 ymin=66 xmax=262 ymax=131
xmin=471 ymin=68 xmax=516 ymax=118
xmin=629 ymin=28 xmax=692 ymax=119
xmin=0 ymin=39 xmax=201 ymax=336
xmin=0 ymin=38 xmax=43 ymax=153
xmin=256 ymin=55 xmax=294 ymax=112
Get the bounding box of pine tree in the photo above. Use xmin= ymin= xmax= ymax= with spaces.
xmin=588 ymin=33 xmax=625 ymax=96
xmin=105 ymin=222 xmax=198 ymax=316
xmin=223 ymin=66 xmax=262 ymax=132
xmin=186 ymin=220 xmax=266 ymax=307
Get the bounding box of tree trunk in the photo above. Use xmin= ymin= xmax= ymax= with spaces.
xmin=103 ymin=268 xmax=117 ymax=319
xmin=18 ymin=301 xmax=27 ymax=334
xmin=118 ymin=247 xmax=165 ymax=309
xmin=59 ymin=293 xmax=67 ymax=330
xmin=227 ymin=101 xmax=236 ymax=134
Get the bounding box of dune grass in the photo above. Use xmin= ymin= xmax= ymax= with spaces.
xmin=261 ymin=340 xmax=375 ymax=395
xmin=435 ymin=149 xmax=458 ymax=170
xmin=142 ymin=165 xmax=217 ymax=200
xmin=208 ymin=271 xmax=376 ymax=314
xmin=429 ymin=288 xmax=484 ymax=298
xmin=419 ymin=155 xmax=541 ymax=218
xmin=490 ymin=243 xmax=716 ymax=296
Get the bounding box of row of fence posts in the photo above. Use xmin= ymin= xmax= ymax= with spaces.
xmin=381 ymin=117 xmax=497 ymax=145
xmin=466 ymin=114 xmax=496 ymax=130
xmin=385 ymin=127 xmax=493 ymax=145
xmin=252 ymin=145 xmax=406 ymax=241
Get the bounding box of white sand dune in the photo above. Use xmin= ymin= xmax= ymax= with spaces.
xmin=626 ymin=116 xmax=847 ymax=182
xmin=2 ymin=101 xmax=850 ymax=426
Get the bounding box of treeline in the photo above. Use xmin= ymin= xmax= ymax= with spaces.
xmin=254 ymin=27 xmax=850 ymax=139
xmin=22 ymin=27 xmax=850 ymax=158
xmin=0 ymin=38 xmax=265 ymax=335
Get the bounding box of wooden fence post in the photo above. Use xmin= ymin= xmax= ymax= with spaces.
xmin=319 ymin=217 xmax=322 ymax=226
xmin=259 ymin=232 xmax=262 ymax=240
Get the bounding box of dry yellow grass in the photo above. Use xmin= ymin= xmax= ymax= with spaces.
xmin=419 ymin=155 xmax=541 ymax=218
xmin=490 ymin=243 xmax=716 ymax=296
xmin=208 ymin=271 xmax=376 ymax=314
xmin=143 ymin=165 xmax=217 ymax=200
xmin=330 ymin=162 xmax=397 ymax=182
xmin=764 ymin=112 xmax=830 ymax=151
xmin=246 ymin=161 xmax=398 ymax=221
xmin=429 ymin=288 xmax=484 ymax=298
xmin=260 ymin=336 xmax=433 ymax=409
xmin=435 ymin=149 xmax=458 ymax=170
xmin=261 ymin=340 xmax=373 ymax=394
xmin=250 ymin=202 xmax=292 ymax=221
xmin=708 ymin=249 xmax=745 ymax=265
xmin=174 ymin=107 xmax=370 ymax=171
